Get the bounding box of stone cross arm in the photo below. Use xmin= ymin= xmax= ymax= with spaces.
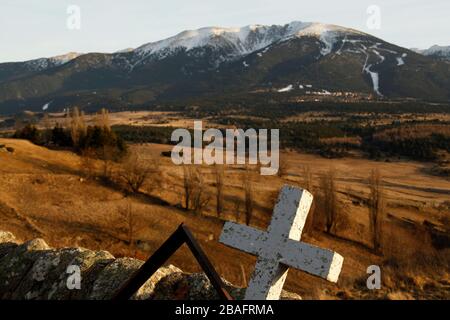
xmin=220 ymin=222 xmax=343 ymax=282
xmin=219 ymin=185 xmax=344 ymax=300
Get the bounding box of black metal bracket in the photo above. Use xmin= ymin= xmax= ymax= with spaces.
xmin=112 ymin=223 xmax=233 ymax=300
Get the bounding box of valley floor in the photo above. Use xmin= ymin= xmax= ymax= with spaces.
xmin=0 ymin=138 xmax=448 ymax=299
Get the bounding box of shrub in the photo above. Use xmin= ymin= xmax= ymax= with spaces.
xmin=182 ymin=165 xmax=210 ymax=213
xmin=13 ymin=124 xmax=41 ymax=144
xmin=79 ymin=148 xmax=97 ymax=179
xmin=318 ymin=169 xmax=339 ymax=234
xmin=382 ymin=223 xmax=448 ymax=287
xmin=368 ymin=169 xmax=386 ymax=254
xmin=120 ymin=151 xmax=161 ymax=193
xmin=117 ymin=201 xmax=140 ymax=248
xmin=51 ymin=124 xmax=73 ymax=147
xmin=78 ymin=125 xmax=128 ymax=161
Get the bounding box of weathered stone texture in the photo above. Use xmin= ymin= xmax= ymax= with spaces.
xmin=0 ymin=230 xmax=301 ymax=300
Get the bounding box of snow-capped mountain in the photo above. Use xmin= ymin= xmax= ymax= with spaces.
xmin=24 ymin=52 xmax=83 ymax=71
xmin=132 ymin=22 xmax=361 ymax=60
xmin=0 ymin=21 xmax=449 ymax=113
xmin=98 ymin=22 xmax=368 ymax=75
xmin=0 ymin=52 xmax=82 ymax=85
xmin=413 ymin=45 xmax=450 ymax=60
xmin=112 ymin=21 xmax=413 ymax=97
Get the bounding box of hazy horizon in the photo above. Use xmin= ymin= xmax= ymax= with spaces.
xmin=1 ymin=0 xmax=449 ymax=63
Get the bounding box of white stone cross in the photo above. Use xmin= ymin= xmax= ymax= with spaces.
xmin=219 ymin=185 xmax=344 ymax=300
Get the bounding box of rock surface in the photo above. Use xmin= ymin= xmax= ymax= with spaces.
xmin=0 ymin=230 xmax=301 ymax=300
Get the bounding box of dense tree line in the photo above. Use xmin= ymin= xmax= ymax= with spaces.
xmin=9 ymin=100 xmax=450 ymax=162
xmin=161 ymin=96 xmax=450 ymax=119
xmin=13 ymin=108 xmax=127 ymax=160
xmin=14 ymin=123 xmax=127 ymax=160
xmin=110 ymin=119 xmax=450 ymax=162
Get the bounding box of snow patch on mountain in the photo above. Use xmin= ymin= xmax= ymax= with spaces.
xmin=421 ymin=45 xmax=450 ymax=55
xmin=396 ymin=53 xmax=407 ymax=66
xmin=414 ymin=45 xmax=450 ymax=60
xmin=293 ymin=23 xmax=358 ymax=56
xmin=278 ymin=84 xmax=293 ymax=92
xmin=364 ymin=65 xmax=381 ymax=96
xmin=135 ymin=25 xmax=269 ymax=57
xmin=24 ymin=52 xmax=82 ymax=71
xmin=134 ymin=21 xmax=362 ymax=62
xmin=346 ymin=42 xmax=392 ymax=96
xmin=42 ymin=101 xmax=52 ymax=111
xmin=372 ymin=49 xmax=385 ymax=63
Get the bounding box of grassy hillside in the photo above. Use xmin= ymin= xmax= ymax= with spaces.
xmin=0 ymin=138 xmax=448 ymax=299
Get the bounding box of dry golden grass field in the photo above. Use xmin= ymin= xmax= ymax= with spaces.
xmin=0 ymin=136 xmax=449 ymax=299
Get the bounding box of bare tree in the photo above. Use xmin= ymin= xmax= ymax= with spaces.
xmin=118 ymin=201 xmax=137 ymax=248
xmin=302 ymin=165 xmax=313 ymax=191
xmin=369 ymin=169 xmax=386 ymax=254
xmin=191 ymin=167 xmax=210 ymax=214
xmin=233 ymin=198 xmax=241 ymax=223
xmin=319 ymin=169 xmax=339 ymax=234
xmin=42 ymin=113 xmax=52 ymax=143
xmin=79 ymin=148 xmax=97 ymax=179
xmin=182 ymin=165 xmax=209 ymax=213
xmin=243 ymin=166 xmax=254 ymax=226
xmin=213 ymin=164 xmax=224 ymax=218
xmin=302 ymin=165 xmax=315 ymax=235
xmin=99 ymin=145 xmax=116 ymax=180
xmin=96 ymin=108 xmax=111 ymax=131
xmin=42 ymin=112 xmax=51 ymax=130
xmin=183 ymin=165 xmax=195 ymax=210
xmin=14 ymin=115 xmax=25 ymax=131
xmin=69 ymin=107 xmax=86 ymax=147
xmin=120 ymin=152 xmax=160 ymax=193
xmin=277 ymin=154 xmax=288 ymax=178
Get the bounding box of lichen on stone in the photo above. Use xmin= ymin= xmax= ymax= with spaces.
xmin=0 ymin=230 xmax=301 ymax=300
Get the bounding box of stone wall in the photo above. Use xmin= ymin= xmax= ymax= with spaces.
xmin=0 ymin=231 xmax=301 ymax=300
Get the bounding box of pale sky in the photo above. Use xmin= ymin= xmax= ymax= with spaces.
xmin=0 ymin=0 xmax=448 ymax=62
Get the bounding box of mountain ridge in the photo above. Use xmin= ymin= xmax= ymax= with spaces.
xmin=412 ymin=45 xmax=450 ymax=60
xmin=0 ymin=21 xmax=449 ymax=113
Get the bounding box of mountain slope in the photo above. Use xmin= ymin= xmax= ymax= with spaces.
xmin=0 ymin=22 xmax=449 ymax=113
xmin=413 ymin=45 xmax=450 ymax=61
xmin=0 ymin=52 xmax=82 ymax=84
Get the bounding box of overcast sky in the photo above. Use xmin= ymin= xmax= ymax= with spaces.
xmin=0 ymin=0 xmax=448 ymax=62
